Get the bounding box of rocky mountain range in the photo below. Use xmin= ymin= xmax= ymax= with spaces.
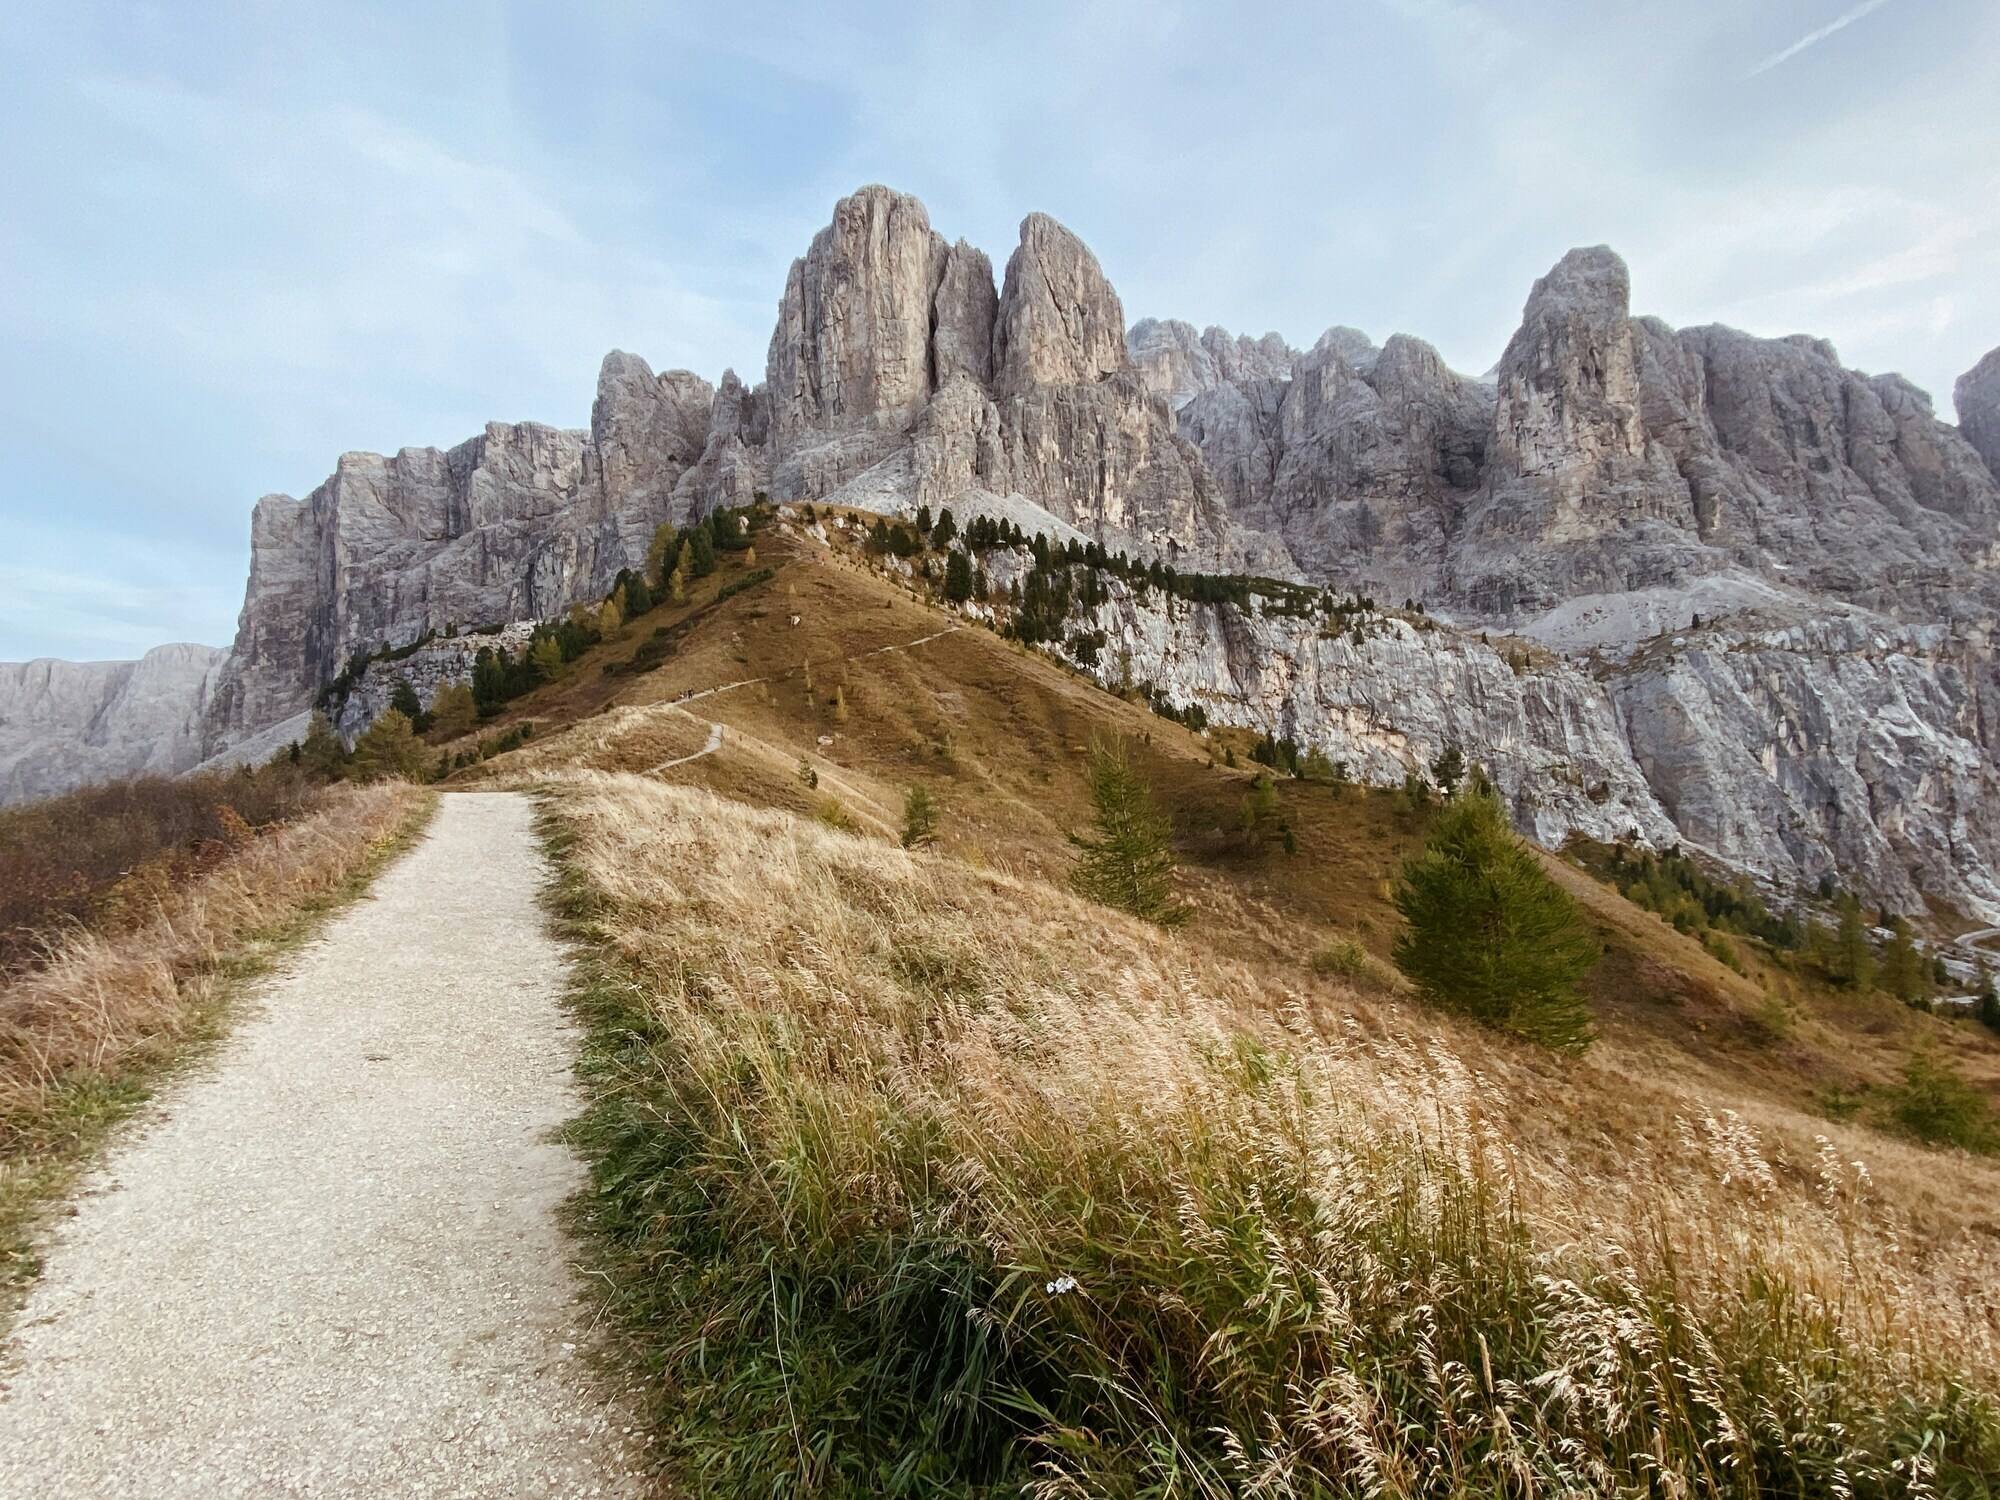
xmin=9 ymin=184 xmax=2000 ymax=917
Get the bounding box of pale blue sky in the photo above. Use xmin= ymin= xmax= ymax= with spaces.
xmin=4 ymin=0 xmax=1997 ymax=661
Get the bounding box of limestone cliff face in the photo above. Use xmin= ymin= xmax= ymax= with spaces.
xmin=1128 ymin=318 xmax=1295 ymax=410
xmin=766 ymin=185 xmax=947 ymax=437
xmin=330 ymin=624 xmax=535 ymax=741
xmin=982 ymin=215 xmax=1246 ymax=565
xmin=771 ymin=196 xmax=1255 ymax=568
xmin=1024 ymin=569 xmax=1676 ymax=852
xmin=1958 ymin=346 xmax=2000 ymax=484
xmin=1604 ymin=610 xmax=2000 ymax=915
xmin=0 ymin=644 xmax=224 ymax=802
xmin=202 ymin=420 xmax=613 ymax=744
xmin=1453 ymin=251 xmax=2000 ymax=619
xmin=1176 ymin=328 xmax=1489 ymax=602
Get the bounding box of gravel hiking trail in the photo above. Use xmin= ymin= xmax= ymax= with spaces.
xmin=0 ymin=792 xmax=646 ymax=1498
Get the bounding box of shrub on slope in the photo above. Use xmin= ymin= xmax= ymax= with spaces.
xmin=0 ymin=762 xmax=330 ymax=973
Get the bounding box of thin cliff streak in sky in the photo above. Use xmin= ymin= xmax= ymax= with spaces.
xmin=1747 ymin=0 xmax=1895 ymax=76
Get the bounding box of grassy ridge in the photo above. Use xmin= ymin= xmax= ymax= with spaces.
xmin=545 ymin=772 xmax=2000 ymax=1497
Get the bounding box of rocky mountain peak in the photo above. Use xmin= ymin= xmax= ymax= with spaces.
xmin=1128 ymin=320 xmax=1296 ymax=408
xmin=931 ymin=239 xmax=998 ymax=390
xmin=1310 ymin=325 xmax=1380 ymax=374
xmin=1491 ymin=245 xmax=1647 ymax=488
xmin=993 ymin=212 xmax=1129 ymax=394
xmin=591 ymin=351 xmax=714 ymax=510
xmin=1959 ymin=344 xmax=2000 ymax=484
xmin=765 ymin=184 xmax=948 ymax=436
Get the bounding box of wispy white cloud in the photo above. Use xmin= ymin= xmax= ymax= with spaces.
xmin=1748 ymin=0 xmax=1895 ymax=77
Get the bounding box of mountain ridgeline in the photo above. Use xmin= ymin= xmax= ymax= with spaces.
xmin=11 ymin=184 xmax=2000 ymax=918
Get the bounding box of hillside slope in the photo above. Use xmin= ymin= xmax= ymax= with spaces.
xmin=452 ymin=515 xmax=2000 ymax=1165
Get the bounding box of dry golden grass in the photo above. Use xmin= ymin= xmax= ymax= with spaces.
xmin=0 ymin=781 xmax=428 ymax=1132
xmin=551 ymin=771 xmax=2000 ymax=1495
xmin=461 ymin=702 xmax=715 ymax=782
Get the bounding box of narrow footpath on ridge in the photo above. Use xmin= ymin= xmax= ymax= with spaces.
xmin=0 ymin=792 xmax=646 ymax=1499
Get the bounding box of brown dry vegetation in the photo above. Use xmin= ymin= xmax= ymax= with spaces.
xmin=467 ymin=515 xmax=2000 ymax=1126
xmin=550 ymin=772 xmax=2000 ymax=1494
xmin=1 ymin=781 xmax=432 ymax=1293
xmin=0 ymin=763 xmax=331 ymax=973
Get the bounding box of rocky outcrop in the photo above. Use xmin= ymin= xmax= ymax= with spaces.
xmin=1959 ymin=346 xmax=2000 ymax=484
xmin=931 ymin=240 xmax=998 ymax=389
xmin=1129 ymin=319 xmax=1296 ymax=410
xmin=1171 ymin=326 xmax=1487 ymax=601
xmin=1024 ymin=567 xmax=1676 ymax=851
xmin=201 ymin=420 xmax=615 ymax=746
xmin=1604 ymin=610 xmax=2000 ymax=915
xmin=766 ymin=185 xmax=946 ymax=438
xmin=992 ymin=213 xmax=1129 ymax=394
xmin=590 ymin=352 xmax=713 ymax=512
xmin=1452 ymin=250 xmax=2000 ymax=619
xmin=330 ymin=623 xmax=536 ymax=740
xmin=982 ymin=215 xmax=1247 ymax=564
xmin=0 ymin=644 xmax=224 ymax=803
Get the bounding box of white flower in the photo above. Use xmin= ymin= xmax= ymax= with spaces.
xmin=1045 ymin=1274 xmax=1079 ymax=1296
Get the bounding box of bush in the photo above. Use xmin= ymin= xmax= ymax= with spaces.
xmin=1392 ymin=786 xmax=1599 ymax=1052
xmin=1311 ymin=937 xmax=1373 ymax=980
xmin=715 ymin=566 xmax=774 ymax=603
xmin=348 ymin=710 xmax=433 ymax=784
xmin=0 ymin=761 xmax=328 ymax=972
xmin=1886 ymin=1047 xmax=1996 ymax=1152
xmin=1069 ymin=741 xmax=1188 ymax=928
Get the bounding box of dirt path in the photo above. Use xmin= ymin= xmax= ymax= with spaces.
xmin=0 ymin=792 xmax=645 ymax=1498
xmin=643 ymin=718 xmax=723 ymax=773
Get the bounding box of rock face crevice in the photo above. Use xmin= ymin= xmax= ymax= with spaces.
xmin=14 ymin=184 xmax=2000 ymax=923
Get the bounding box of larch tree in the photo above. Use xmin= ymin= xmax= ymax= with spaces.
xmin=1392 ymin=783 xmax=1599 ymax=1053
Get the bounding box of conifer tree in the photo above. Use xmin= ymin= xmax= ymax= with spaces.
xmin=1239 ymin=771 xmax=1290 ymax=853
xmin=1430 ymin=743 xmax=1465 ymax=799
xmin=529 ymin=636 xmax=567 ymax=682
xmin=943 ymin=547 xmax=975 ymax=603
xmin=427 ymin=682 xmax=477 ymax=740
xmin=1392 ymin=784 xmax=1599 ymax=1052
xmin=647 ymin=523 xmax=678 ymax=587
xmin=1833 ymin=894 xmax=1877 ymax=991
xmin=623 ymin=569 xmax=653 ymax=615
xmin=299 ymin=711 xmax=349 ymax=779
xmin=349 ymin=709 xmax=432 ymax=783
xmin=901 ymin=784 xmax=940 ymax=848
xmin=389 ymin=677 xmax=423 ymax=724
xmin=1879 ymin=915 xmax=1928 ymax=1003
xmin=1069 ymin=741 xmax=1188 ymax=927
